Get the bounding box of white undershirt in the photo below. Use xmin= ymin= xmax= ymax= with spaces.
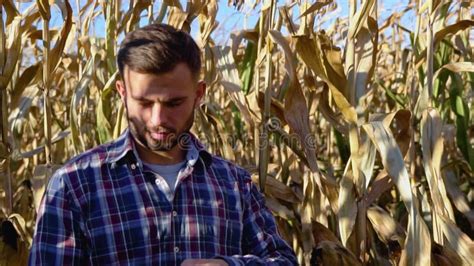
xmin=132 ymin=139 xmax=200 ymax=200
xmin=142 ymin=161 xmax=186 ymax=193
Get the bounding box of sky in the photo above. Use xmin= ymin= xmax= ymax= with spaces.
xmin=17 ymin=0 xmax=417 ymax=45
xmin=212 ymin=0 xmax=414 ymax=43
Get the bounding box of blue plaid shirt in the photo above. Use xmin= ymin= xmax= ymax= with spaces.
xmin=29 ymin=130 xmax=297 ymax=265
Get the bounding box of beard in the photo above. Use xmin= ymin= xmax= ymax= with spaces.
xmin=127 ymin=108 xmax=195 ymax=153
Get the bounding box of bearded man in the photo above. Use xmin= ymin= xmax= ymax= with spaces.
xmin=29 ymin=23 xmax=297 ymax=266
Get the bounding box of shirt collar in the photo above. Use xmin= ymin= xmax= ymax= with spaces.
xmin=107 ymin=129 xmax=212 ymax=168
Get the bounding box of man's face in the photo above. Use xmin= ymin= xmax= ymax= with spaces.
xmin=116 ymin=63 xmax=205 ymax=162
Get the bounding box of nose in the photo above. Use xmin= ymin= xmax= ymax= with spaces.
xmin=150 ymin=103 xmax=167 ymax=127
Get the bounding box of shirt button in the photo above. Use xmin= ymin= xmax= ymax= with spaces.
xmin=155 ymin=179 xmax=160 ymax=185
xmin=172 ymin=211 xmax=177 ymax=217
xmin=130 ymin=164 xmax=136 ymax=170
xmin=174 ymin=246 xmax=179 ymax=253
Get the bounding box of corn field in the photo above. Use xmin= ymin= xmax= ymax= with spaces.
xmin=0 ymin=0 xmax=473 ymax=265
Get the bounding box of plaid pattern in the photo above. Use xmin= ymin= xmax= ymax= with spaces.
xmin=29 ymin=130 xmax=297 ymax=265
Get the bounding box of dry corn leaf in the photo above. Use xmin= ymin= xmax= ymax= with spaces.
xmin=347 ymin=4 xmax=378 ymax=111
xmin=9 ymin=84 xmax=39 ymax=148
xmin=1 ymin=0 xmax=20 ymax=24
xmin=8 ymin=213 xmax=30 ymax=246
xmin=265 ymin=197 xmax=295 ymax=220
xmin=230 ymin=30 xmax=258 ymax=61
xmin=11 ymin=64 xmax=40 ymax=109
xmin=358 ymin=132 xmax=377 ymax=190
xmin=278 ymin=4 xmax=298 ymax=35
xmin=31 ymin=164 xmax=61 ymax=213
xmin=186 ymin=0 xmax=205 ymax=23
xmin=297 ymin=2 xmax=313 ymax=36
xmin=113 ymin=103 xmax=127 ymax=139
xmin=164 ymin=0 xmax=183 ymax=9
xmin=70 ymin=54 xmax=99 ymax=154
xmin=203 ymin=107 xmax=235 ymax=161
xmin=444 ymin=169 xmax=474 ymax=230
xmin=251 ymin=173 xmax=301 ymax=204
xmin=439 ymin=214 xmax=474 ymax=265
xmin=347 ymin=125 xmax=364 ymax=198
xmin=338 ymin=160 xmax=358 ymax=247
xmin=347 ymin=0 xmax=375 ymax=39
xmin=81 ymin=1 xmax=100 ymax=36
xmin=48 ymin=0 xmax=73 ymax=74
xmin=295 ymin=35 xmax=357 ymax=124
xmin=213 ymin=46 xmax=255 ymax=129
xmin=96 ymin=71 xmax=119 ymax=144
xmin=414 ymin=20 xmax=474 ymax=71
xmin=195 ymin=106 xmax=215 ymax=148
xmin=284 ymin=70 xmax=323 ymax=176
xmin=125 ymin=0 xmax=152 ymax=32
xmin=168 ymin=6 xmax=188 ymax=31
xmin=434 ymin=20 xmax=474 ymax=45
xmin=322 ymin=45 xmax=348 ymax=99
xmin=0 ymin=219 xmax=29 ymax=266
xmin=311 ymin=240 xmax=362 ymax=266
xmin=432 ymin=243 xmax=463 ymax=266
xmin=198 ymin=1 xmax=218 ymax=44
xmin=367 ymin=205 xmax=405 ymax=246
xmin=269 ymin=30 xmax=325 ymax=183
xmin=365 ymin=171 xmax=392 ymax=206
xmin=268 ymin=30 xmax=296 ymax=84
xmin=420 ymin=108 xmax=455 ymax=244
xmin=37 ymin=0 xmax=51 ymax=20
xmin=387 ymin=110 xmax=412 ymax=157
xmin=256 ymin=91 xmax=287 ymax=127
xmin=301 ymin=171 xmax=317 ymax=263
xmin=266 ymin=121 xmax=311 ymax=168
xmin=318 ymin=86 xmax=349 ymax=135
xmin=18 ymin=131 xmax=70 ymax=159
xmin=362 ymin=121 xmax=431 ymax=266
xmin=312 ymin=221 xmax=340 ymax=245
xmin=433 ymin=61 xmax=474 ymax=81
xmin=1 ymin=15 xmax=22 ymax=88
xmin=369 ymin=110 xmax=412 ymax=157
xmin=298 ymin=0 xmax=333 ymax=18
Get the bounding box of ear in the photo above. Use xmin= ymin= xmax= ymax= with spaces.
xmin=194 ymin=81 xmax=206 ymax=108
xmin=116 ymin=80 xmax=126 ymax=103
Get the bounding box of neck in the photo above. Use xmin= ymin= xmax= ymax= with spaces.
xmin=134 ymin=141 xmax=185 ymax=165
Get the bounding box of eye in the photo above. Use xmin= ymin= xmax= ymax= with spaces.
xmin=165 ymin=100 xmax=183 ymax=108
xmin=138 ymin=100 xmax=154 ymax=107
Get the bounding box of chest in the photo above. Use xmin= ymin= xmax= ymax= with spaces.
xmin=83 ymin=163 xmax=244 ymax=263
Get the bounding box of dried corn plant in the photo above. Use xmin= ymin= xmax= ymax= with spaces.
xmin=0 ymin=0 xmax=473 ymax=265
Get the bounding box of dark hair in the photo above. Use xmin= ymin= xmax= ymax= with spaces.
xmin=117 ymin=24 xmax=201 ymax=78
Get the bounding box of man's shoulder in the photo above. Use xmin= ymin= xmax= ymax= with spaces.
xmin=206 ymin=153 xmax=252 ymax=183
xmin=45 ymin=138 xmax=127 ymax=199
xmin=67 ymin=140 xmax=119 ymax=167
xmin=53 ymin=136 xmax=127 ymax=179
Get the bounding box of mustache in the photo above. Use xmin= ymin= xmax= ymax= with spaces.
xmin=146 ymin=126 xmax=176 ymax=134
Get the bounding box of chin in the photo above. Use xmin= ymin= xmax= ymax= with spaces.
xmin=147 ymin=141 xmax=178 ymax=152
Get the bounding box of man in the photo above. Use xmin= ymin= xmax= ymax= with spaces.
xmin=29 ymin=24 xmax=297 ymax=265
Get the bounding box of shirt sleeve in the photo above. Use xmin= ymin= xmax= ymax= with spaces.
xmin=28 ymin=169 xmax=87 ymax=265
xmin=215 ymin=172 xmax=298 ymax=265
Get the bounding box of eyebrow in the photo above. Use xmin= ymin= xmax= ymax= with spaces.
xmin=131 ymin=95 xmax=188 ymax=103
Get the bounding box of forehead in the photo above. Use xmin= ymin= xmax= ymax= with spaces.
xmin=123 ymin=63 xmax=196 ymax=98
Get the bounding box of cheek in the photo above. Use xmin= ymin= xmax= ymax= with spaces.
xmin=125 ymin=102 xmax=149 ymax=120
xmin=178 ymin=104 xmax=195 ymax=118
